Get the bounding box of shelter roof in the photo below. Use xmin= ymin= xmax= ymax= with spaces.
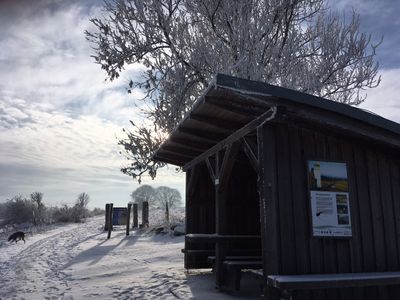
xmin=153 ymin=74 xmax=400 ymax=167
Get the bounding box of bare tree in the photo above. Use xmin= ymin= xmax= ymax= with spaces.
xmin=3 ymin=195 xmax=34 ymax=225
xmin=76 ymin=192 xmax=90 ymax=208
xmin=86 ymin=0 xmax=381 ymax=182
xmin=130 ymin=184 xmax=156 ymax=208
xmin=30 ymin=192 xmax=45 ymax=225
xmin=154 ymin=186 xmax=182 ymax=223
xmin=73 ymin=192 xmax=90 ymax=222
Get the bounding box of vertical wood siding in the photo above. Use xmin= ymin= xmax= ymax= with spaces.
xmin=184 ymin=163 xmax=215 ymax=268
xmin=264 ymin=122 xmax=400 ymax=300
xmin=186 ymin=162 xmax=215 ymax=236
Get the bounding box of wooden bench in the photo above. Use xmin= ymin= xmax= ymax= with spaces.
xmin=184 ymin=234 xmax=261 ymax=270
xmin=207 ymin=255 xmax=262 ymax=265
xmin=181 ymin=249 xmax=215 ymax=255
xmin=185 ymin=233 xmax=261 ymax=243
xmin=182 ymin=248 xmax=261 ymax=256
xmin=222 ymin=260 xmax=263 ymax=291
xmin=267 ymin=272 xmax=400 ymax=300
xmin=182 ymin=248 xmax=262 ymax=269
xmin=185 ymin=234 xmax=262 ymax=286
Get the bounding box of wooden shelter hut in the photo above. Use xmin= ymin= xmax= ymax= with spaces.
xmin=153 ymin=74 xmax=400 ymax=300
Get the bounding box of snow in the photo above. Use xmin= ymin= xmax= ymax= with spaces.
xmin=0 ymin=216 xmax=261 ymax=299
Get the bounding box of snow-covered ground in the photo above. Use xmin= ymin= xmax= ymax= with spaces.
xmin=0 ymin=216 xmax=261 ymax=300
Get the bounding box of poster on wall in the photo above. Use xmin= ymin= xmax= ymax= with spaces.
xmin=308 ymin=160 xmax=352 ymax=237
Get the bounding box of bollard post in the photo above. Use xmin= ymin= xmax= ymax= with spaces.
xmin=132 ymin=203 xmax=138 ymax=229
xmin=105 ymin=203 xmax=110 ymax=231
xmin=126 ymin=203 xmax=132 ymax=236
xmin=142 ymin=201 xmax=149 ymax=228
xmin=107 ymin=203 xmax=113 ymax=239
xmin=165 ymin=202 xmax=169 ymax=224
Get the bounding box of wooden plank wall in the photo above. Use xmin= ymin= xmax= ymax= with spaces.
xmin=186 ymin=162 xmax=215 ymax=236
xmin=225 ymin=155 xmax=261 ymax=251
xmin=225 ymin=155 xmax=260 ymax=236
xmin=263 ymin=122 xmax=400 ymax=300
xmin=185 ymin=162 xmax=215 ymax=268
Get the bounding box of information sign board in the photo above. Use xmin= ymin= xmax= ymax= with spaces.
xmin=308 ymin=160 xmax=352 ymax=237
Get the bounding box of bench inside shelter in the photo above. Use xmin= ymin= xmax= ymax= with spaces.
xmin=266 ymin=272 xmax=400 ymax=300
xmin=184 ymin=233 xmax=262 ymax=290
xmin=207 ymin=255 xmax=263 ymax=290
xmin=223 ymin=260 xmax=263 ymax=291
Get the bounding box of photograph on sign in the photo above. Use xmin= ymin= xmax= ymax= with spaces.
xmin=308 ymin=160 xmax=351 ymax=237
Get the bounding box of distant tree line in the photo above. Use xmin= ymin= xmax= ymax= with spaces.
xmin=130 ymin=185 xmax=182 ymax=223
xmin=0 ymin=192 xmax=103 ymax=226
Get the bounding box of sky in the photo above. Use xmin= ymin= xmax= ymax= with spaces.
xmin=0 ymin=0 xmax=185 ymax=208
xmin=0 ymin=0 xmax=399 ymax=209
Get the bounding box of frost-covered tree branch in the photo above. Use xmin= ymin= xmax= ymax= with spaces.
xmin=118 ymin=121 xmax=166 ymax=182
xmin=86 ymin=0 xmax=381 ymax=182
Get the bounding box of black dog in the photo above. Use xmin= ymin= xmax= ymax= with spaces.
xmin=8 ymin=231 xmax=25 ymax=243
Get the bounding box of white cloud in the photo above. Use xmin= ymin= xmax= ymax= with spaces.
xmin=327 ymin=0 xmax=400 ymax=69
xmin=328 ymin=0 xmax=390 ymax=16
xmin=0 ymin=101 xmax=120 ymax=172
xmin=0 ymin=1 xmax=144 ymax=125
xmin=0 ymin=99 xmax=163 ymax=207
xmin=0 ymin=1 xmax=185 ymax=207
xmin=360 ymin=68 xmax=400 ymax=123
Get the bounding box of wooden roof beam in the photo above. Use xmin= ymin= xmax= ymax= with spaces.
xmin=189 ymin=113 xmax=239 ymax=134
xmin=178 ymin=127 xmax=224 ymax=144
xmin=209 ymin=87 xmax=272 ymax=108
xmin=240 ymin=137 xmax=259 ymax=172
xmin=162 ymin=144 xmax=201 ymax=158
xmin=153 ymin=153 xmax=186 ymax=166
xmin=205 ymin=97 xmax=260 ymax=117
xmin=183 ymin=106 xmax=278 ymax=171
xmin=169 ymin=136 xmax=212 ymax=151
xmin=208 ymin=95 xmax=268 ymax=111
xmin=159 ymin=148 xmax=195 ymax=160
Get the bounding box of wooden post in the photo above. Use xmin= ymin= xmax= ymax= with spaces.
xmin=211 ymin=144 xmax=240 ymax=289
xmin=214 ymin=152 xmax=228 ymax=289
xmin=107 ymin=203 xmax=113 ymax=239
xmin=126 ymin=203 xmax=132 ymax=236
xmin=104 ymin=203 xmax=110 ymax=231
xmin=258 ymin=125 xmax=280 ymax=300
xmin=215 ymin=199 xmax=229 ymax=288
xmin=142 ymin=201 xmax=149 ymax=227
xmin=184 ymin=169 xmax=191 ymax=269
xmin=132 ymin=203 xmax=138 ymax=228
xmin=165 ymin=202 xmax=169 ymax=224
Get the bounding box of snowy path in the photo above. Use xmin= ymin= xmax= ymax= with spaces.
xmin=0 ymin=219 xmax=102 ymax=299
xmin=0 ymin=217 xmax=260 ymax=299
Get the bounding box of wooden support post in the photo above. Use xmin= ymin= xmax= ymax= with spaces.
xmin=104 ymin=203 xmax=110 ymax=231
xmin=215 ymin=198 xmax=230 ymax=288
xmin=107 ymin=203 xmax=113 ymax=239
xmin=213 ymin=152 xmax=229 ymax=289
xmin=142 ymin=201 xmax=149 ymax=227
xmin=211 ymin=144 xmax=241 ymax=289
xmin=132 ymin=203 xmax=138 ymax=229
xmin=126 ymin=203 xmax=132 ymax=236
xmin=258 ymin=124 xmax=279 ymax=291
